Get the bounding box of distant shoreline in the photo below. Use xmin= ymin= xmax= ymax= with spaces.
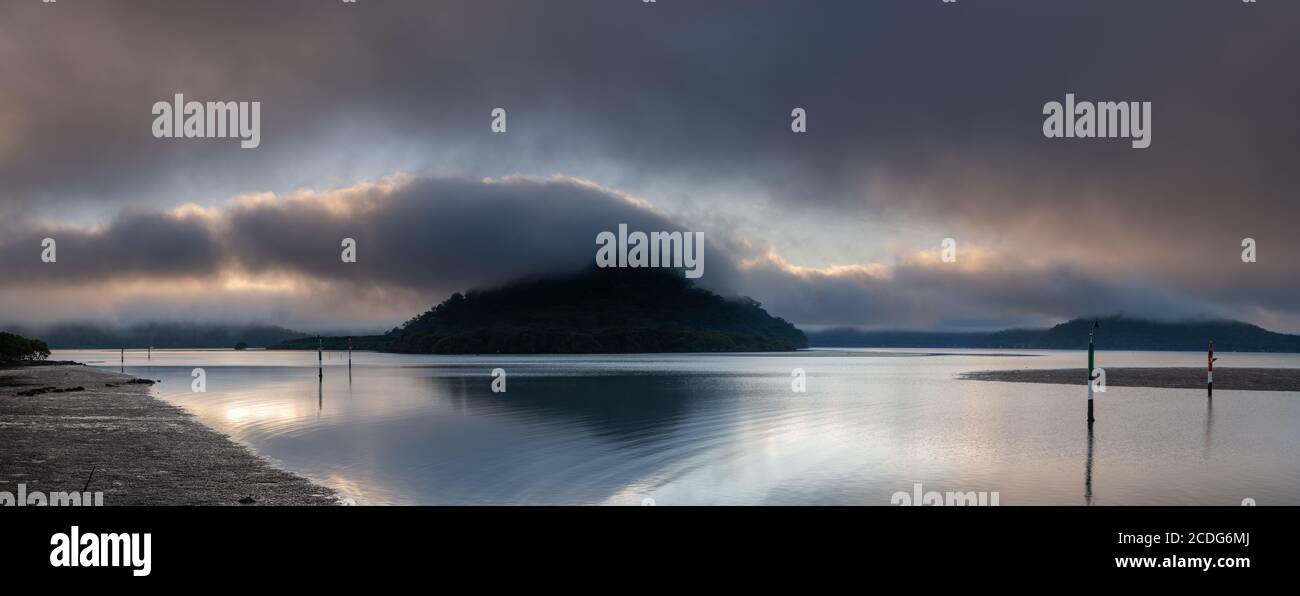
xmin=0 ymin=364 xmax=337 ymax=505
xmin=962 ymin=367 xmax=1300 ymax=392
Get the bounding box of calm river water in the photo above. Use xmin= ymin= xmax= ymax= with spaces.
xmin=56 ymin=348 xmax=1300 ymax=505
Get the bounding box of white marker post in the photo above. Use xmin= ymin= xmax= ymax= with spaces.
xmin=348 ymin=337 xmax=353 ymax=369
xmin=1208 ymin=341 xmax=1216 ymax=398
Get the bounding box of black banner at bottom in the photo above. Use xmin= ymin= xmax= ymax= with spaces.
xmin=1 ymin=506 xmax=1282 ymax=585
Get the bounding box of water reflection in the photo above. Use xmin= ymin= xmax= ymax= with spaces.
xmin=1204 ymin=397 xmax=1214 ymax=460
xmin=446 ymin=374 xmax=701 ymax=446
xmin=1084 ymin=427 xmax=1095 ymax=506
xmin=51 ymin=348 xmax=1300 ymax=505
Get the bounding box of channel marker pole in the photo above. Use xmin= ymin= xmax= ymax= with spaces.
xmin=1087 ymin=321 xmax=1098 ymax=427
xmin=1208 ymin=341 xmax=1215 ymax=398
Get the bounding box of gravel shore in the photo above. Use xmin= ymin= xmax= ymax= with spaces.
xmin=0 ymin=363 xmax=337 ymax=505
xmin=961 ymin=367 xmax=1300 ymax=392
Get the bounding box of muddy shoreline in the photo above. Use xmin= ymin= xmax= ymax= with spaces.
xmin=962 ymin=367 xmax=1300 ymax=392
xmin=0 ymin=363 xmax=337 ymax=505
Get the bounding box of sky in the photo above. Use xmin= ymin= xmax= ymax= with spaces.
xmin=1 ymin=0 xmax=1298 ymax=333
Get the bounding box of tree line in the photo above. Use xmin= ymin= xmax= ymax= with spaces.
xmin=0 ymin=332 xmax=51 ymax=363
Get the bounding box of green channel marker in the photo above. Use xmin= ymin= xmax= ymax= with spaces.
xmin=1087 ymin=321 xmax=1098 ymax=426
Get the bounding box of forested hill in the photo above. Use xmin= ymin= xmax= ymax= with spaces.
xmin=272 ymin=267 xmax=807 ymax=354
xmin=391 ymin=267 xmax=806 ymax=353
xmin=808 ymin=316 xmax=1300 ymax=352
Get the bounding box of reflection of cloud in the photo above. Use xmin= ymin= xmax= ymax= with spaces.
xmin=221 ymin=401 xmax=303 ymax=428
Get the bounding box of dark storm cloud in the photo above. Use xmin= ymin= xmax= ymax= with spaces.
xmin=218 ymin=176 xmax=742 ymax=295
xmin=735 ymin=251 xmax=1227 ymax=331
xmin=1 ymin=1 xmax=1297 ymax=329
xmin=0 ymin=176 xmax=743 ymax=326
xmin=6 ymin=1 xmax=1295 ymax=213
xmin=0 ymin=174 xmax=1221 ymax=331
xmin=0 ymin=209 xmax=222 ymax=284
